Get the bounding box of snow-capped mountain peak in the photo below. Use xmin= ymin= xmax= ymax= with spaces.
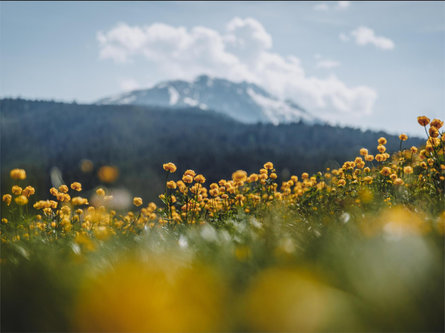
xmin=97 ymin=75 xmax=318 ymax=124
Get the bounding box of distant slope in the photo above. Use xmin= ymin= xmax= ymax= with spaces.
xmin=1 ymin=98 xmax=422 ymax=202
xmin=97 ymin=75 xmax=317 ymax=125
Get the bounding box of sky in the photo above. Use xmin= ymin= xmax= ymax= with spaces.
xmin=1 ymin=1 xmax=444 ymax=136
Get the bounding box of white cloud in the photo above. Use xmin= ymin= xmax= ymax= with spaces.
xmin=337 ymin=1 xmax=350 ymax=9
xmin=313 ymin=2 xmax=350 ymax=11
xmin=341 ymin=26 xmax=395 ymax=50
xmin=313 ymin=3 xmax=329 ymax=11
xmin=316 ymin=59 xmax=341 ymax=69
xmin=97 ymin=17 xmax=377 ymax=118
xmin=339 ymin=32 xmax=350 ymax=42
xmin=120 ymin=79 xmax=140 ymax=92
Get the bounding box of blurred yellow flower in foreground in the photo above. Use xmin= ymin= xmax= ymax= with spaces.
xmin=74 ymin=258 xmax=227 ymax=332
xmin=98 ymin=166 xmax=119 ymax=183
xmin=240 ymin=268 xmax=354 ymax=332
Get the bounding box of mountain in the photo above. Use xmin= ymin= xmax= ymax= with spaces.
xmin=97 ymin=75 xmax=317 ymax=125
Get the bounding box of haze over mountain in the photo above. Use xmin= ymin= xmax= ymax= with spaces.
xmin=97 ymin=75 xmax=318 ymax=125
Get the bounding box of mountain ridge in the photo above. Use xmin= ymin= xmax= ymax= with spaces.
xmin=97 ymin=75 xmax=318 ymax=125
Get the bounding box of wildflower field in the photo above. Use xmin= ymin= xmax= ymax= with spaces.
xmin=1 ymin=117 xmax=444 ymax=332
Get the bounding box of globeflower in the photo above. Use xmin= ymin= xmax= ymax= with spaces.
xmin=429 ymin=126 xmax=439 ymax=138
xmin=167 ymin=181 xmax=177 ymax=189
xmin=22 ymin=186 xmax=35 ymax=198
xmin=59 ymin=185 xmax=69 ymax=193
xmin=11 ymin=185 xmax=22 ymax=195
xmin=380 ymin=167 xmax=391 ymax=177
xmin=71 ymin=182 xmax=82 ymax=191
xmin=163 ymin=162 xmax=177 ymax=173
xmin=417 ymin=116 xmax=430 ymax=126
xmin=232 ymin=170 xmax=247 ymax=183
xmin=15 ymin=195 xmax=28 ymax=206
xmin=133 ymin=197 xmax=143 ymax=207
xmin=359 ymin=148 xmax=368 ymax=156
xmin=404 ymin=166 xmax=413 ymax=174
xmin=2 ymin=194 xmax=12 ymax=206
xmin=264 ymin=162 xmax=274 ymax=170
xmin=183 ymin=175 xmax=194 ymax=184
xmin=10 ymin=168 xmax=26 ymax=180
xmin=399 ymin=134 xmax=408 ymax=141
xmin=430 ymin=118 xmax=444 ymax=129
xmin=96 ymin=188 xmax=105 ymax=196
xmin=378 ymin=137 xmax=387 ymax=145
xmin=72 ymin=197 xmax=89 ymax=206
xmin=194 ymin=174 xmax=206 ymax=184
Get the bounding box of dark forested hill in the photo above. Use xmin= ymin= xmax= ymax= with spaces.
xmin=1 ymin=98 xmax=423 ymax=202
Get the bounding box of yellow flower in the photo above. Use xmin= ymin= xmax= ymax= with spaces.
xmin=359 ymin=148 xmax=368 ymax=156
xmin=96 ymin=188 xmax=105 ymax=196
xmin=182 ymin=174 xmax=194 ymax=184
xmin=417 ymin=116 xmax=430 ymax=126
xmin=167 ymin=180 xmax=177 ymax=189
xmin=429 ymin=126 xmax=439 ymax=138
xmin=403 ymin=166 xmax=413 ymax=174
xmin=22 ymin=186 xmax=35 ymax=197
xmin=377 ymin=144 xmax=386 ymax=153
xmin=270 ymin=173 xmax=278 ymax=180
xmin=337 ymin=179 xmax=346 ymax=187
xmin=380 ymin=167 xmax=391 ymax=176
xmin=2 ymin=194 xmax=12 ymax=206
xmin=264 ymin=162 xmax=274 ymax=170
xmin=15 ymin=195 xmax=28 ymax=206
xmin=98 ymin=166 xmax=119 ymax=183
xmin=10 ymin=168 xmax=26 ymax=180
xmin=248 ymin=174 xmax=259 ymax=182
xmin=393 ymin=178 xmax=404 ymax=185
xmin=378 ymin=137 xmax=387 ymax=145
xmin=1 ymin=218 xmax=8 ymax=224
xmin=365 ymin=154 xmax=374 ymax=162
xmin=399 ymin=133 xmax=408 ymax=141
xmin=184 ymin=169 xmax=196 ymax=178
xmin=194 ymin=174 xmax=206 ymax=184
xmin=410 ymin=146 xmax=418 ymax=153
xmin=133 ymin=197 xmax=143 ymax=207
xmin=71 ymin=182 xmax=82 ymax=191
xmin=163 ymin=162 xmax=177 ymax=173
xmin=375 ymin=154 xmax=384 ymax=162
xmin=11 ymin=185 xmax=22 ymax=195
xmin=430 ymin=118 xmax=443 ymax=129
xmin=301 ymin=173 xmax=309 ymax=180
xmin=72 ymin=197 xmax=89 ymax=206
xmin=363 ymin=176 xmax=373 ymax=184
xmin=232 ymin=170 xmax=247 ymax=183
xmin=58 ymin=185 xmax=69 ymax=193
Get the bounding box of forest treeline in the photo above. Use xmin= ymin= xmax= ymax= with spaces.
xmin=0 ymin=98 xmax=422 ymax=201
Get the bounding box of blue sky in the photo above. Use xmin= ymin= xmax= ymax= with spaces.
xmin=1 ymin=1 xmax=444 ymax=136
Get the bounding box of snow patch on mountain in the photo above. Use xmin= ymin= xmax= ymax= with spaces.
xmin=168 ymin=86 xmax=179 ymax=105
xmin=97 ymin=75 xmax=319 ymax=124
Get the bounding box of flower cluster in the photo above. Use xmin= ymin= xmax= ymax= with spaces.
xmin=1 ymin=116 xmax=444 ymax=243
